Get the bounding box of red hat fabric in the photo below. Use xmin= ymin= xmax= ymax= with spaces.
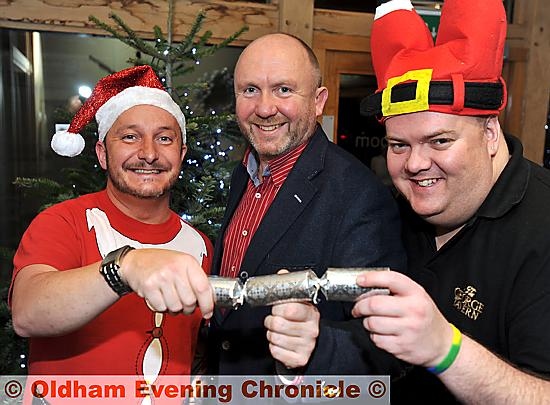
xmin=361 ymin=0 xmax=507 ymax=119
xmin=51 ymin=65 xmax=186 ymax=157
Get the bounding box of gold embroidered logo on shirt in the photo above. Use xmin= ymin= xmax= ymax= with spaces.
xmin=453 ymin=285 xmax=484 ymax=320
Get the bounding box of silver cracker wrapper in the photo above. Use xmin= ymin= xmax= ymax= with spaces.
xmin=321 ymin=267 xmax=390 ymax=302
xmin=209 ymin=276 xmax=245 ymax=308
xmin=244 ymin=270 xmax=320 ymax=307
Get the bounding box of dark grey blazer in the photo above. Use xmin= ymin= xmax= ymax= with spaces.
xmin=208 ymin=126 xmax=407 ymax=375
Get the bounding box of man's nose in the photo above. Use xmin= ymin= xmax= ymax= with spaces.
xmin=254 ymin=92 xmax=278 ymax=118
xmin=137 ymin=137 xmax=159 ymax=163
xmin=405 ymin=145 xmax=431 ymax=174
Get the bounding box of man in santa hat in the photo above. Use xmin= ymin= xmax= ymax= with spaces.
xmin=9 ymin=65 xmax=215 ymax=380
xmin=353 ymin=0 xmax=550 ymax=403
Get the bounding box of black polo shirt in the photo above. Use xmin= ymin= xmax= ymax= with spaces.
xmin=392 ymin=135 xmax=550 ymax=403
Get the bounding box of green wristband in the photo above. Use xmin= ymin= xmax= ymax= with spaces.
xmin=427 ymin=324 xmax=462 ymax=375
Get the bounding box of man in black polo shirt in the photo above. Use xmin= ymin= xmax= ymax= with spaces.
xmin=354 ymin=0 xmax=550 ymax=403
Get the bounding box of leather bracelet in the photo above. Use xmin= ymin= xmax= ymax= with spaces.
xmin=100 ymin=245 xmax=134 ymax=296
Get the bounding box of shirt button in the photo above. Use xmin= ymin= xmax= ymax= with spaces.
xmin=221 ymin=340 xmax=231 ymax=351
xmin=242 ymin=230 xmax=248 ymax=236
xmin=255 ymin=192 xmax=261 ymax=199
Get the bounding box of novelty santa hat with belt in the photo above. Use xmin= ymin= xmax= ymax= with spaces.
xmin=361 ymin=0 xmax=507 ymax=120
xmin=51 ymin=65 xmax=186 ymax=157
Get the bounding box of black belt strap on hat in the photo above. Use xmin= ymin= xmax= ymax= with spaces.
xmin=360 ymin=81 xmax=504 ymax=116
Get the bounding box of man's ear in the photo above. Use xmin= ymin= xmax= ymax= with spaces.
xmin=315 ymin=86 xmax=329 ymax=117
xmin=484 ymin=116 xmax=501 ymax=157
xmin=180 ymin=144 xmax=188 ymax=163
xmin=96 ymin=141 xmax=108 ymax=170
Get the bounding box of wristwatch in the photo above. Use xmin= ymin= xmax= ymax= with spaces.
xmin=100 ymin=245 xmax=135 ymax=296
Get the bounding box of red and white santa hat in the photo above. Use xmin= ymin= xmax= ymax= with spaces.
xmin=51 ymin=65 xmax=186 ymax=157
xmin=361 ymin=0 xmax=507 ymax=119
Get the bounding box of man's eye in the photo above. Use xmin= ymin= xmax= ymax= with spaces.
xmin=388 ymin=142 xmax=408 ymax=153
xmin=278 ymin=86 xmax=292 ymax=94
xmin=431 ymin=138 xmax=453 ymax=148
xmin=122 ymin=134 xmax=137 ymax=141
xmin=243 ymin=87 xmax=257 ymax=95
xmin=158 ymin=136 xmax=173 ymax=144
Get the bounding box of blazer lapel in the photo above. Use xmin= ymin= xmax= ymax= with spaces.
xmin=212 ymin=164 xmax=248 ymax=324
xmin=211 ymin=164 xmax=248 ymax=276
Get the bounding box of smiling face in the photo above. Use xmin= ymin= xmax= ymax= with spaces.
xmin=96 ymin=104 xmax=186 ymax=200
xmin=385 ymin=111 xmax=501 ymax=231
xmin=233 ymin=34 xmax=328 ymax=167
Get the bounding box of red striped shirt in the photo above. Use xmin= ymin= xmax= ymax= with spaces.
xmin=220 ymin=141 xmax=309 ymax=277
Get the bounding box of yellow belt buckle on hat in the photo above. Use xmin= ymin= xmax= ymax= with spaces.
xmin=382 ymin=68 xmax=432 ymax=116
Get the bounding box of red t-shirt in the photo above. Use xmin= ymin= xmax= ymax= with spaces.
xmin=11 ymin=190 xmax=212 ymax=376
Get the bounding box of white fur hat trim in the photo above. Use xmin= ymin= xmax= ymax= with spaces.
xmin=96 ymin=86 xmax=186 ymax=144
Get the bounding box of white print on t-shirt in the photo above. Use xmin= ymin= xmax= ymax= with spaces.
xmin=86 ymin=207 xmax=207 ymax=388
xmin=86 ymin=207 xmax=207 ymax=263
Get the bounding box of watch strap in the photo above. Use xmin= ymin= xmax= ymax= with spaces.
xmin=100 ymin=245 xmax=134 ymax=296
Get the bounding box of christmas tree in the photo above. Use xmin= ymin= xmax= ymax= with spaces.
xmin=16 ymin=7 xmax=247 ymax=241
xmin=3 ymin=4 xmax=247 ymax=374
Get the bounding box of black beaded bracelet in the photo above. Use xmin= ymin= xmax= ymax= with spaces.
xmin=100 ymin=245 xmax=134 ymax=296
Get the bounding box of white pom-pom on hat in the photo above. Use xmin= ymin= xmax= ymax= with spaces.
xmin=51 ymin=131 xmax=85 ymax=157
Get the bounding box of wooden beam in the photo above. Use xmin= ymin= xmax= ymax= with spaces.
xmin=507 ymin=23 xmax=529 ymax=40
xmin=0 ymin=0 xmax=279 ymax=45
xmin=518 ymin=0 xmax=550 ymax=163
xmin=314 ymin=32 xmax=370 ymax=53
xmin=278 ymin=0 xmax=313 ymax=46
xmin=502 ymin=58 xmax=526 ymax=139
xmin=314 ymin=8 xmax=373 ymax=38
xmin=0 ymin=1 xmax=373 ymax=45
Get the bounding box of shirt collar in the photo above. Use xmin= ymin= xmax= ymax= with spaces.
xmin=243 ymin=140 xmax=310 ymax=187
xmin=243 ymin=149 xmax=266 ymax=187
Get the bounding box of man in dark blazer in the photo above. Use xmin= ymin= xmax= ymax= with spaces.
xmin=208 ymin=33 xmax=406 ymax=376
